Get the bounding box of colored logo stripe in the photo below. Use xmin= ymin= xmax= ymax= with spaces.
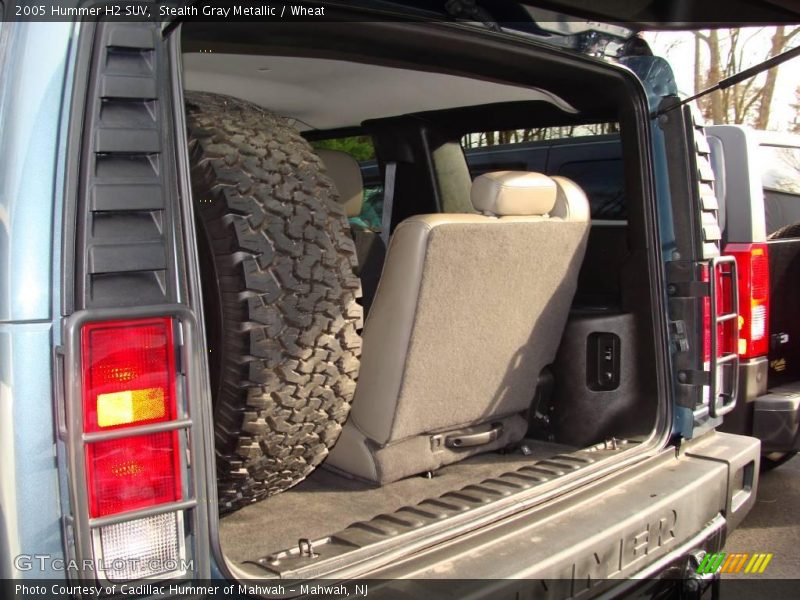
xmin=696 ymin=552 xmax=773 ymax=574
xmin=744 ymin=553 xmax=773 ymax=574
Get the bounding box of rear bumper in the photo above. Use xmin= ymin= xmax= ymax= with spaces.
xmin=724 ymin=358 xmax=800 ymax=453
xmin=753 ymin=381 xmax=800 ymax=452
xmin=358 ymin=515 xmax=725 ymax=600
xmin=739 ymin=357 xmax=768 ymax=402
xmin=595 ymin=513 xmax=724 ymax=600
xmin=362 ymin=432 xmax=758 ymax=597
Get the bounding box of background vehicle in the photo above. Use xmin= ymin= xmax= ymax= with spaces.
xmin=387 ymin=124 xmax=800 ymax=472
xmin=707 ymin=126 xmax=800 ymax=469
xmin=3 ymin=1 xmax=792 ymax=596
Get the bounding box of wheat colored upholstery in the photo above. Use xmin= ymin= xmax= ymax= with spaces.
xmin=326 ymin=173 xmax=591 ymax=483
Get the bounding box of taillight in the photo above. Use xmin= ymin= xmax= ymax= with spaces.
xmin=725 ymin=243 xmax=770 ymax=358
xmin=81 ymin=318 xmax=181 ymax=518
xmin=702 ymin=261 xmax=737 ymax=364
xmin=702 ymin=264 xmax=712 ymax=363
xmin=79 ymin=317 xmax=188 ymax=581
xmin=699 ymin=257 xmax=739 ymax=417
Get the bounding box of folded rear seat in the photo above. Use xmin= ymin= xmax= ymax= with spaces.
xmin=326 ymin=171 xmax=591 ymax=484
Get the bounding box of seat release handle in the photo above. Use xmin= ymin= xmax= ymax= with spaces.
xmin=445 ymin=423 xmax=503 ymax=448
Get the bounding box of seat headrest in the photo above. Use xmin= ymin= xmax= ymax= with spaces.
xmin=471 ymin=171 xmax=557 ymax=216
xmin=549 ymin=176 xmax=590 ymax=222
xmin=317 ymin=149 xmax=364 ymax=217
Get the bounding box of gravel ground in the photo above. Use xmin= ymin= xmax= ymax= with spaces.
xmin=722 ymin=453 xmax=800 ymax=583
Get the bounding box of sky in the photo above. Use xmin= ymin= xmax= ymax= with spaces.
xmin=643 ymin=28 xmax=798 ymax=132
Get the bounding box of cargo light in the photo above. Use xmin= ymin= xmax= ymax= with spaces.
xmin=92 ymin=512 xmax=185 ymax=582
xmin=725 ymin=243 xmax=770 ymax=358
xmin=81 ymin=318 xmax=181 ymax=518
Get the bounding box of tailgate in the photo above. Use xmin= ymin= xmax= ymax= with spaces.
xmin=767 ymin=238 xmax=800 ymax=386
xmin=363 ymin=432 xmax=758 ymax=597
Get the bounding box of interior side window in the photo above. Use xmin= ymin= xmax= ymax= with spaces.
xmin=461 ymin=124 xmax=626 ymax=220
xmin=760 ymin=144 xmax=800 ymax=236
xmin=359 ymin=185 xmax=384 ymax=230
xmin=558 ymin=159 xmax=626 ymax=220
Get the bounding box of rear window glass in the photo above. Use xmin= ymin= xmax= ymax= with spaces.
xmin=462 ymin=124 xmax=625 ymax=220
xmin=312 ymin=135 xmax=375 ymax=162
xmin=759 ymin=145 xmax=800 ymax=236
xmin=557 ymin=159 xmax=626 ymax=220
xmin=761 ymin=145 xmax=800 ymax=195
xmin=462 ymin=124 xmax=620 ymax=148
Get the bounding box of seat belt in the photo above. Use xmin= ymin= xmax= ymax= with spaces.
xmin=380 ymin=162 xmax=397 ymax=247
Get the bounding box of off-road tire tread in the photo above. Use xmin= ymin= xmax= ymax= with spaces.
xmin=768 ymin=221 xmax=800 ymax=240
xmin=185 ymin=92 xmax=362 ymax=514
xmin=761 ymin=451 xmax=797 ymax=471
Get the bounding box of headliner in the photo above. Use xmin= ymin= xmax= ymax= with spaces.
xmin=182 ymin=53 xmax=577 ymax=132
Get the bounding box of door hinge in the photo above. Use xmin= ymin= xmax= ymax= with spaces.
xmin=669 ymin=320 xmax=690 ymax=353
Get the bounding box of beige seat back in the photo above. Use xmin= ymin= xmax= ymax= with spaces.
xmin=326 ymin=171 xmax=591 ymax=483
xmin=316 ymin=148 xmax=364 ymax=217
xmin=317 ymin=148 xmax=386 ymax=315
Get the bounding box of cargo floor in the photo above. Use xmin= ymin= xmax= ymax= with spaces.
xmin=219 ymin=441 xmax=575 ymax=566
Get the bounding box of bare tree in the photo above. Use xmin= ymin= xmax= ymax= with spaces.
xmin=695 ymin=29 xmax=725 ymax=123
xmin=791 ymin=85 xmax=800 ymax=134
xmin=694 ymin=26 xmax=800 ymax=128
xmin=757 ymin=26 xmax=800 ymax=129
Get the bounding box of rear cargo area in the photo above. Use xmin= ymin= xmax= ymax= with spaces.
xmin=220 ymin=440 xmax=577 ymax=566
xmin=181 ymin=19 xmax=668 ymax=580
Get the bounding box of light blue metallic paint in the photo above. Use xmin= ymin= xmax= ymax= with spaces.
xmin=0 ymin=22 xmax=74 ymax=579
xmin=0 ymin=323 xmax=63 ymax=578
xmin=618 ymin=55 xmax=681 ymax=259
xmin=0 ymin=22 xmax=72 ymax=323
xmin=620 ymin=55 xmax=706 ymax=438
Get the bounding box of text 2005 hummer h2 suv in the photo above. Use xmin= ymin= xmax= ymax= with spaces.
xmin=4 ymin=1 xmax=795 ymax=597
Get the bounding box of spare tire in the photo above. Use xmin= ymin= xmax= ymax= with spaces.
xmin=761 ymin=451 xmax=797 ymax=471
xmin=768 ymin=221 xmax=800 ymax=240
xmin=185 ymin=92 xmax=363 ymax=513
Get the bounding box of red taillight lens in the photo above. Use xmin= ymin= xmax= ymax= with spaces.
xmin=725 ymin=243 xmax=770 ymax=358
xmin=701 ymin=261 xmax=736 ymax=364
xmin=82 ymin=318 xmax=176 ymax=432
xmin=81 ymin=318 xmax=181 ymax=518
xmin=702 ymin=276 xmax=712 ymax=364
xmin=86 ymin=432 xmax=181 ymax=517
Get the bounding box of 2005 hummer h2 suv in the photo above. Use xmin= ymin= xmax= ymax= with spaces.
xmin=4 ymin=1 xmax=795 ymax=597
